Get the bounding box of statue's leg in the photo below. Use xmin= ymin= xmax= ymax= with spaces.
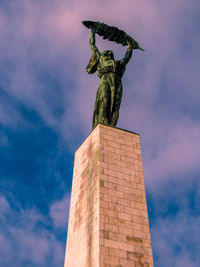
xmin=92 ymin=79 xmax=111 ymax=129
xmin=98 ymin=79 xmax=110 ymax=125
xmin=92 ymin=102 xmax=99 ymax=129
xmin=93 ymin=75 xmax=114 ymax=128
xmin=92 ymin=86 xmax=101 ymax=129
xmin=110 ymin=82 xmax=122 ymax=127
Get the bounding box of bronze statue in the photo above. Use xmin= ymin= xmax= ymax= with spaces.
xmin=82 ymin=21 xmax=144 ymax=129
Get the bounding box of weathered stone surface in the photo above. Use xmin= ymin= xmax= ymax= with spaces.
xmin=64 ymin=124 xmax=154 ymax=267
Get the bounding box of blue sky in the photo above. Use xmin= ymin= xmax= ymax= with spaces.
xmin=0 ymin=0 xmax=200 ymax=266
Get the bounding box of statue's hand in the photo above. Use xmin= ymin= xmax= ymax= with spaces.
xmin=127 ymin=40 xmax=134 ymax=49
xmin=133 ymin=41 xmax=139 ymax=49
xmin=127 ymin=37 xmax=140 ymax=50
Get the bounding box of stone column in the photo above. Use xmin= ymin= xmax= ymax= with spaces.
xmin=64 ymin=123 xmax=154 ymax=267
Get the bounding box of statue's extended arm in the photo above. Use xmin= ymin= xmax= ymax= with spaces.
xmin=89 ymin=29 xmax=100 ymax=56
xmin=86 ymin=30 xmax=100 ymax=74
xmin=120 ymin=41 xmax=134 ymax=66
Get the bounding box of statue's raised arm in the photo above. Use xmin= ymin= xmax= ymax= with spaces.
xmin=82 ymin=21 xmax=144 ymax=129
xmin=120 ymin=41 xmax=134 ymax=66
xmin=86 ymin=30 xmax=100 ymax=74
xmin=89 ymin=30 xmax=97 ymax=51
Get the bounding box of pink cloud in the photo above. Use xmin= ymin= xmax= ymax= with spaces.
xmin=50 ymin=194 xmax=70 ymax=229
xmin=145 ymin=118 xmax=200 ymax=171
xmin=152 ymin=209 xmax=200 ymax=267
xmin=0 ymin=194 xmax=67 ymax=266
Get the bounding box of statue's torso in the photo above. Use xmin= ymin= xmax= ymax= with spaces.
xmin=97 ymin=58 xmax=126 ymax=79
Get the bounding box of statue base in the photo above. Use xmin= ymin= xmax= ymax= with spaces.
xmin=64 ymin=123 xmax=154 ymax=267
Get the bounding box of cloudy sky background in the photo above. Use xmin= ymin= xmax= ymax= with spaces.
xmin=0 ymin=0 xmax=200 ymax=266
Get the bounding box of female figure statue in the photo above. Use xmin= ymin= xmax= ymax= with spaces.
xmin=86 ymin=29 xmax=134 ymax=129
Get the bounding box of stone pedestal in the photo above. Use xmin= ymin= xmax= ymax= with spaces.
xmin=64 ymin=124 xmax=154 ymax=267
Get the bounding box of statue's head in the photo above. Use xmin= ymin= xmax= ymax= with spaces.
xmin=101 ymin=50 xmax=114 ymax=60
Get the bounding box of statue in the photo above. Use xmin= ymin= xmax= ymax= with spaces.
xmin=82 ymin=21 xmax=144 ymax=129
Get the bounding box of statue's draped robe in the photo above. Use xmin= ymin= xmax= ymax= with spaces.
xmin=86 ymin=43 xmax=133 ymax=129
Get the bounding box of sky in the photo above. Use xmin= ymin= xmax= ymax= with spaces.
xmin=0 ymin=0 xmax=200 ymax=266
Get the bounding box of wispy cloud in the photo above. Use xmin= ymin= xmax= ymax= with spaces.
xmin=0 ymin=194 xmax=68 ymax=267
xmin=152 ymin=208 xmax=200 ymax=267
xmin=50 ymin=194 xmax=70 ymax=229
